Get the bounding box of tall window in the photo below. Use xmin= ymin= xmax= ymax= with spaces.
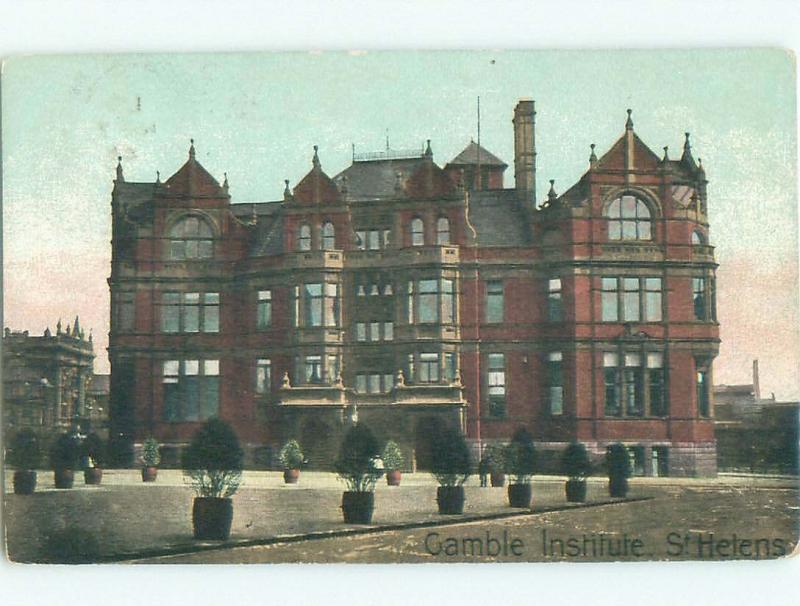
xmin=355 ymin=373 xmax=394 ymax=394
xmin=691 ymin=230 xmax=705 ymax=245
xmin=322 ymin=221 xmax=336 ymax=250
xmin=487 ymin=353 xmax=506 ymax=418
xmin=419 ymin=353 xmax=440 ymax=383
xmin=622 ymin=354 xmax=644 ymax=417
xmin=601 ymin=277 xmax=662 ymax=322
xmin=355 ymin=229 xmax=390 ymax=250
xmin=648 ymin=353 xmax=666 ymax=416
xmin=485 ymin=281 xmax=504 ymax=323
xmin=169 ymin=216 xmax=213 ymax=260
xmin=605 ymin=351 xmax=666 ymax=417
xmin=605 ymin=194 xmax=652 ymax=241
xmin=298 ymin=283 xmax=339 ymax=327
xmin=436 ymin=217 xmax=450 ymax=245
xmin=115 ymin=292 xmax=135 ymax=332
xmin=299 ymin=355 xmax=323 ymax=384
xmin=693 ymin=276 xmax=716 ymax=322
xmin=256 ymin=290 xmax=272 ymax=329
xmin=408 ymin=278 xmax=456 ymax=324
xmin=547 ymin=278 xmax=562 ymax=321
xmin=411 ymin=218 xmax=425 ymax=246
xmin=604 ymin=353 xmax=621 ymax=416
xmin=696 ymin=365 xmax=710 ymax=417
xmin=163 ymin=359 xmax=219 ymax=422
xmin=547 ymin=352 xmax=564 ymax=415
xmin=256 ymin=358 xmax=271 ymax=394
xmin=445 ymin=352 xmax=458 ymax=382
xmin=298 ymin=224 xmax=312 ymax=251
xmin=161 ymin=292 xmax=219 ymax=333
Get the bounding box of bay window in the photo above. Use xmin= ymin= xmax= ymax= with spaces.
xmin=407 ymin=277 xmax=456 ymax=324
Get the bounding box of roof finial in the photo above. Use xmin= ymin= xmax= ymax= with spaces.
xmin=189 ymin=138 xmax=196 ymax=159
xmin=312 ymin=145 xmax=320 ymax=168
xmin=155 ymin=170 xmax=161 ymax=184
xmin=547 ymin=179 xmax=557 ymax=202
xmin=116 ymin=156 xmax=125 ymax=182
xmin=56 ymin=318 xmax=62 ymax=335
xmin=283 ymin=179 xmax=292 ymax=202
xmin=589 ymin=143 xmax=597 ymax=166
xmin=424 ymin=139 xmax=433 ymax=158
xmin=684 ymin=132 xmax=691 ymax=152
xmin=681 ymin=132 xmax=697 ymax=168
xmin=625 ymin=109 xmax=634 ymax=130
xmin=88 ymin=329 xmax=93 ymax=343
xmin=662 ymin=146 xmax=669 ymax=161
xmin=44 ymin=326 xmax=52 ymax=338
xmin=697 ymin=157 xmax=705 ymax=176
xmin=222 ymin=172 xmax=229 ymax=193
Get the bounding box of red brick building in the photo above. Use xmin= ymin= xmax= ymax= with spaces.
xmin=108 ymin=100 xmax=719 ymax=475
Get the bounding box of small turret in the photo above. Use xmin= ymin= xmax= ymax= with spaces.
xmin=589 ymin=143 xmax=598 ymax=168
xmin=115 ymin=156 xmax=125 ymax=182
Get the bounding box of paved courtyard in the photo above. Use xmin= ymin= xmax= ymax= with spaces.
xmin=3 ymin=470 xmax=797 ymax=563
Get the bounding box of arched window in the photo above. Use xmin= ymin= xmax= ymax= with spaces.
xmin=691 ymin=230 xmax=705 ymax=245
xmin=411 ymin=218 xmax=425 ymax=247
xmin=322 ymin=221 xmax=336 ymax=250
xmin=298 ymin=224 xmax=312 ymax=251
xmin=436 ymin=217 xmax=450 ymax=245
xmin=169 ymin=216 xmax=214 ymax=260
xmin=605 ymin=194 xmax=652 ymax=241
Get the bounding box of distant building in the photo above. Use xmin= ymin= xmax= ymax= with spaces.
xmin=109 ymin=100 xmax=719 ymax=475
xmin=3 ymin=319 xmax=106 ymax=446
xmin=714 ymin=360 xmax=799 ymax=474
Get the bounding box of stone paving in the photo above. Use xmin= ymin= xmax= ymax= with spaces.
xmin=3 ymin=469 xmax=797 ymax=563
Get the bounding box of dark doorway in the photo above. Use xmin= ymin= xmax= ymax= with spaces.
xmin=300 ymin=418 xmax=334 ymax=469
xmin=414 ymin=416 xmax=446 ymax=471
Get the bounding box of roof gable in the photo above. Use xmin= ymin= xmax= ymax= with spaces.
xmin=447 ymin=140 xmax=507 ymax=168
xmin=595 ymin=132 xmax=662 ymax=172
xmin=163 ymin=142 xmax=226 ymax=197
xmin=292 ymin=146 xmax=341 ymax=205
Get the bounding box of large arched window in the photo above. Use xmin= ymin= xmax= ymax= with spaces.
xmin=322 ymin=221 xmax=336 ymax=250
xmin=298 ymin=224 xmax=312 ymax=251
xmin=169 ymin=216 xmax=214 ymax=260
xmin=436 ymin=217 xmax=450 ymax=245
xmin=411 ymin=217 xmax=425 ymax=247
xmin=605 ymin=194 xmax=652 ymax=241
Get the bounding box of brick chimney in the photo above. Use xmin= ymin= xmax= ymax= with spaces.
xmin=513 ymin=99 xmax=536 ymax=206
xmin=752 ymin=359 xmax=761 ymax=401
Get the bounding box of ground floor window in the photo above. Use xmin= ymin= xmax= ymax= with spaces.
xmin=652 ymin=446 xmax=669 ymax=477
xmin=487 ymin=353 xmax=506 ymax=418
xmin=256 ymin=358 xmax=271 ymax=394
xmin=162 ymin=359 xmax=219 ymax=422
xmin=628 ymin=446 xmax=645 ymax=476
xmin=604 ymin=351 xmax=667 ymax=417
xmin=547 ymin=351 xmax=563 ymax=415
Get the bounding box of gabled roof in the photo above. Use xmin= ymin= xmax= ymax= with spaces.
xmin=163 ymin=141 xmax=227 ymax=197
xmin=403 ymin=157 xmax=457 ymax=199
xmin=292 ymin=146 xmax=341 ymax=205
xmin=447 ymin=140 xmax=507 ymax=168
xmin=594 ymin=131 xmax=662 ymax=172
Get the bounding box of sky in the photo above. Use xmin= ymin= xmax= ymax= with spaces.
xmin=2 ymin=49 xmax=798 ymax=399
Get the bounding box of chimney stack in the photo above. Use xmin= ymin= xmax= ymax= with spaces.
xmin=513 ymin=99 xmax=536 ymax=206
xmin=752 ymin=359 xmax=761 ymax=402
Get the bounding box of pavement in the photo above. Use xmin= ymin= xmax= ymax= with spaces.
xmin=3 ymin=469 xmax=798 ymax=563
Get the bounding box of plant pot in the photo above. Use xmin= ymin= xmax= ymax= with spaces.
xmin=192 ymin=497 xmax=234 ymax=540
xmin=341 ymin=491 xmax=374 ymax=524
xmin=490 ymin=472 xmax=506 ymax=487
xmin=142 ymin=466 xmax=158 ymax=482
xmin=54 ymin=468 xmax=74 ymax=489
xmin=13 ymin=470 xmax=37 ymax=495
xmin=609 ymin=476 xmax=629 ymax=498
xmin=386 ymin=470 xmax=401 ymax=486
xmin=283 ymin=469 xmax=300 ymax=484
xmin=508 ymin=483 xmax=532 ymax=508
xmin=84 ymin=468 xmax=103 ymax=485
xmin=436 ymin=486 xmax=465 ymax=514
xmin=565 ymin=479 xmax=587 ymax=502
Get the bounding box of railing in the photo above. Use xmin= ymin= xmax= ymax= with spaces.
xmin=352 ymin=148 xmax=424 ymax=162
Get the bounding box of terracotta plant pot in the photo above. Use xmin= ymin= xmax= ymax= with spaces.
xmin=437 ymin=486 xmax=465 ymax=514
xmin=54 ymin=468 xmax=74 ymax=489
xmin=490 ymin=472 xmax=506 ymax=487
xmin=192 ymin=497 xmax=234 ymax=540
xmin=84 ymin=468 xmax=103 ymax=485
xmin=565 ymin=479 xmax=587 ymax=502
xmin=142 ymin=466 xmax=158 ymax=482
xmin=386 ymin=470 xmax=401 ymax=486
xmin=609 ymin=476 xmax=629 ymax=498
xmin=508 ymin=483 xmax=532 ymax=508
xmin=283 ymin=469 xmax=300 ymax=484
xmin=13 ymin=470 xmax=37 ymax=495
xmin=341 ymin=491 xmax=374 ymax=524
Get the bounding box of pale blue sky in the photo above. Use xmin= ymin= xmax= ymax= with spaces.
xmin=3 ymin=50 xmax=798 ymax=398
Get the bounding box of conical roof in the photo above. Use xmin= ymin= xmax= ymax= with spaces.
xmin=447 ymin=140 xmax=507 ymax=167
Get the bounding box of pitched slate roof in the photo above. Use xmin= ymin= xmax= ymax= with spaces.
xmin=333 ymin=157 xmax=423 ymax=201
xmin=468 ymin=189 xmax=531 ymax=247
xmin=594 ymin=131 xmax=662 ymax=172
xmin=403 ymin=157 xmax=457 ymax=199
xmin=447 ymin=140 xmax=507 ymax=167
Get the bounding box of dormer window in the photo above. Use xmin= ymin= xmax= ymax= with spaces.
xmin=411 ymin=218 xmax=425 ymax=246
xmin=605 ymin=194 xmax=652 ymax=241
xmin=322 ymin=221 xmax=336 ymax=250
xmin=169 ymin=216 xmax=214 ymax=260
xmin=298 ymin=224 xmax=312 ymax=251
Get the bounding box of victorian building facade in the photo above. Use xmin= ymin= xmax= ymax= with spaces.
xmin=108 ymin=100 xmax=719 ymax=475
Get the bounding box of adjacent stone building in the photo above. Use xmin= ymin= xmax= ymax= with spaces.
xmin=108 ymin=100 xmax=719 ymax=475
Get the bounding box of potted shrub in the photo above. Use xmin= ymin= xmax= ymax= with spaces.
xmin=382 ymin=440 xmax=404 ymax=486
xmin=278 ymin=439 xmax=304 ymax=484
xmin=81 ymin=432 xmax=105 ymax=485
xmin=335 ymin=424 xmax=382 ymax=524
xmin=50 ymin=432 xmax=80 ymax=489
xmin=8 ymin=429 xmax=41 ymax=495
xmin=485 ymin=443 xmax=507 ymax=487
xmin=430 ymin=426 xmax=471 ymax=514
xmin=606 ymin=443 xmax=631 ymax=497
xmin=182 ymin=418 xmax=244 ymax=541
xmin=505 ymin=428 xmax=537 ymax=508
xmin=561 ymin=441 xmax=592 ymax=502
xmin=141 ymin=437 xmax=161 ymax=482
